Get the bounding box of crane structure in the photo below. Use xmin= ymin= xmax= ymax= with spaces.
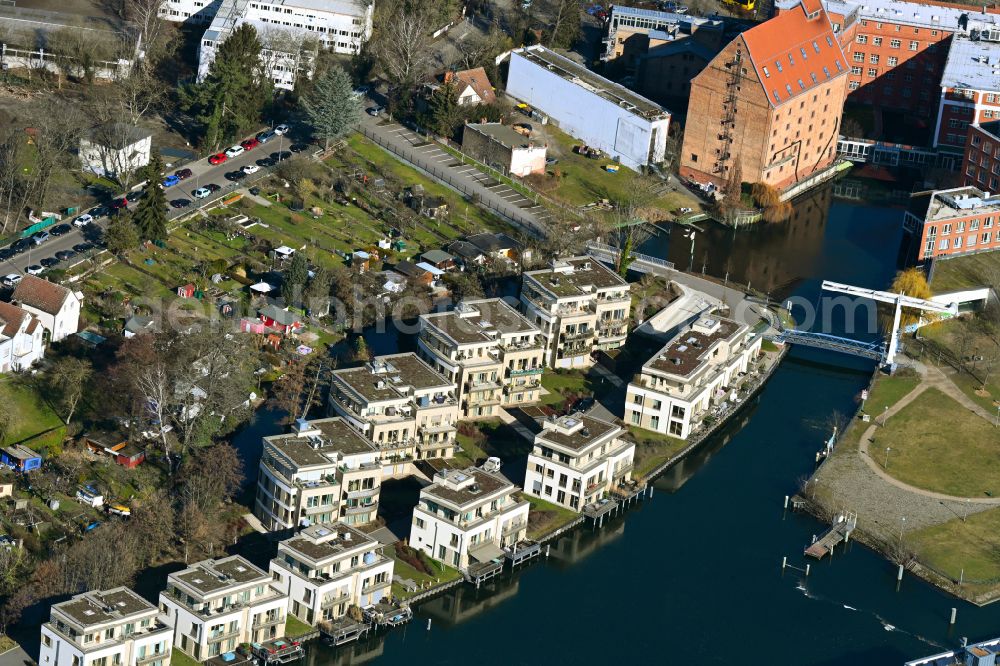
xmin=820 ymin=280 xmax=958 ymax=368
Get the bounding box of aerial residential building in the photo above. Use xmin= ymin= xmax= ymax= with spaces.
xmin=935 ymin=37 xmax=1000 ymax=151
xmin=328 ymin=353 xmax=460 ymax=463
xmin=625 ymin=315 xmax=763 ymax=440
xmin=603 ymin=5 xmax=725 ymax=66
xmin=78 ymin=124 xmax=153 ymax=180
xmin=409 ymin=466 xmax=530 ymax=570
xmin=158 ymin=556 xmax=287 ymax=661
xmin=461 ymin=122 xmax=547 ymax=177
xmin=902 ymin=186 xmax=1000 ymax=263
xmin=269 ymin=522 xmax=394 ymax=626
xmin=10 ymin=275 xmax=81 ymax=342
xmin=40 ymin=588 xmax=172 ymax=666
xmin=254 ymin=417 xmax=382 ymax=531
xmin=963 ymin=120 xmax=1000 ymax=191
xmin=524 ymin=412 xmax=635 ymax=512
xmin=160 ymin=0 xmax=374 ymax=90
xmin=445 ymin=67 xmax=496 ymax=106
xmin=505 ymin=44 xmax=671 ymax=170
xmin=0 ymin=300 xmax=44 ymax=372
xmin=680 ymin=0 xmax=848 ymax=190
xmin=418 ymin=298 xmax=545 ymax=419
xmin=520 ymin=257 xmax=631 ymax=369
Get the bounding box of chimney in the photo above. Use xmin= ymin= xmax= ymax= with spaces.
xmin=444 ymin=70 xmax=454 ymax=83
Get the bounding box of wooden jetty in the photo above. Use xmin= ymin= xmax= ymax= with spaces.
xmin=804 ymin=512 xmax=857 ymax=559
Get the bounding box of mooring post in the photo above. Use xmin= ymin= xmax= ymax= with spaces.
xmin=545 ymin=544 xmax=550 ymax=558
xmin=782 ymin=556 xmax=787 ymax=570
xmin=897 ymin=564 xmax=904 ymax=581
xmin=805 ymin=564 xmax=811 ymax=576
xmin=784 ymin=495 xmax=789 ymax=509
xmin=427 ymin=619 xmax=432 ymax=631
xmin=951 ymin=608 xmax=957 ymax=625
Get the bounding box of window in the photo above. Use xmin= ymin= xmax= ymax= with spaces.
xmin=939 ymin=238 xmax=950 ymax=250
xmin=650 ymin=415 xmax=660 ymax=430
xmin=853 ymin=52 xmax=864 ymax=62
xmin=690 ymin=153 xmax=698 ymax=162
xmin=414 ymin=517 xmax=425 ymax=529
xmin=954 ymin=236 xmax=963 ymax=249
xmin=776 ymin=60 xmax=783 ymax=71
xmin=909 ymin=41 xmax=919 ymax=50
xmin=849 ymin=81 xmax=860 ymax=90
xmin=763 ymin=66 xmax=770 ymax=78
xmin=857 ymin=35 xmax=868 ymax=44
xmin=984 ymin=232 xmax=993 ymax=244
xmin=873 ymin=37 xmax=883 ymax=46
xmin=851 ymin=66 xmax=862 ymax=75
xmin=942 ymin=223 xmax=952 ymax=235
xmin=630 ymin=411 xmax=640 ymax=425
xmin=868 ymin=68 xmax=877 ymax=77
xmin=669 ymin=421 xmax=683 ymax=436
xmin=870 ymin=54 xmax=880 ymax=64
xmin=890 ymin=39 xmax=901 ymax=48
xmin=973 ymin=219 xmax=981 ymax=231
xmin=888 ymin=56 xmax=898 ymax=66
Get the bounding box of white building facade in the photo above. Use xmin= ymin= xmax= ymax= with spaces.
xmin=626 ymin=315 xmax=762 ymax=440
xmin=269 ymin=523 xmax=393 ymax=625
xmin=506 ymin=45 xmax=671 ymax=169
xmin=40 ymin=588 xmax=172 ymax=666
xmin=79 ymin=126 xmax=152 ymax=180
xmin=0 ymin=301 xmax=45 ymax=373
xmin=524 ymin=413 xmax=635 ymax=512
xmin=161 ymin=0 xmax=374 ymax=90
xmin=409 ymin=467 xmax=529 ymax=571
xmin=158 ymin=556 xmax=287 ymax=661
xmin=12 ymin=275 xmax=82 ymax=342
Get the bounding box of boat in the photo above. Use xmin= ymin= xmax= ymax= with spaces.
xmin=251 ymin=638 xmax=305 ymax=666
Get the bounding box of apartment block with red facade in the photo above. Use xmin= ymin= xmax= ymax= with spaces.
xmin=679 ymin=0 xmax=848 ymax=190
xmin=936 ymin=36 xmax=1000 ymax=151
xmin=963 ymin=120 xmax=1000 ymax=190
xmin=902 ymin=186 xmax=1000 ymax=263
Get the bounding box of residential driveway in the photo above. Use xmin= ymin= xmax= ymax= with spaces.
xmin=357 ymin=113 xmax=552 ymax=236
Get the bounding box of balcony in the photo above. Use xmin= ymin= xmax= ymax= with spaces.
xmin=207 ymin=626 xmax=242 ymax=643
xmin=252 ymin=615 xmax=284 ymax=629
xmin=361 ymin=579 xmax=391 ymax=595
xmin=464 ymin=379 xmax=502 ymax=392
xmin=560 ymin=329 xmax=594 ymax=342
xmin=338 ymin=461 xmax=381 ymax=474
xmin=507 ymin=366 xmax=543 ymax=378
xmin=345 ymin=485 xmax=380 ymax=500
xmin=136 ymin=651 xmax=169 ymax=665
xmin=613 ymin=461 xmax=634 ymax=477
xmin=502 ymin=521 xmax=526 ymax=537
xmin=585 ymin=481 xmax=606 ymax=496
xmin=344 ymin=502 xmax=378 ymax=516
xmin=321 ymin=592 xmax=351 ymax=609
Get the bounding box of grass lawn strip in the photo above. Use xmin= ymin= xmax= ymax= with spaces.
xmin=629 ymin=427 xmax=689 ymax=479
xmin=910 ymin=506 xmax=1000 ymax=584
xmin=386 ymin=543 xmax=462 ymax=600
xmin=523 ymin=494 xmax=579 ymax=540
xmin=284 ymin=614 xmax=314 ymax=635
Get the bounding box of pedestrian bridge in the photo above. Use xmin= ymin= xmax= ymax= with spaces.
xmin=768 ymin=328 xmax=886 ymax=362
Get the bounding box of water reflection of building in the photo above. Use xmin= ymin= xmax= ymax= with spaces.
xmin=548 ymin=520 xmax=627 ymax=566
xmin=303 ymin=636 xmax=384 ymax=666
xmin=420 ymin=577 xmax=522 ymax=626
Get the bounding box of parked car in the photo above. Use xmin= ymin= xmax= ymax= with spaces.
xmin=225 ymin=145 xmax=245 ymax=158
xmin=289 ymin=143 xmax=308 ymax=153
xmin=55 ymin=250 xmax=76 ymax=261
xmin=571 ymin=396 xmax=596 ymax=413
xmin=193 ymin=187 xmax=212 ymax=199
xmin=89 ymin=205 xmax=111 ymax=218
xmin=205 ymin=183 xmax=221 ymax=192
xmin=170 ymin=198 xmax=192 ymax=209
xmin=678 ymin=207 xmax=693 ymax=214
xmin=111 ymin=198 xmax=128 ymax=210
xmin=175 ymin=168 xmax=194 ymax=180
xmin=25 ymin=264 xmax=43 ymax=275
xmin=545 ymin=157 xmax=558 ymax=165
xmin=2 ymin=274 xmax=22 ymax=287
xmin=248 ymin=186 xmax=261 ymax=196
xmin=73 ymin=243 xmax=94 ymax=253
xmin=32 ymin=231 xmax=51 ymax=245
xmin=225 ymin=171 xmax=247 ymax=181
xmin=256 ymin=130 xmax=276 ymax=143
xmin=50 ymin=224 xmax=72 ymax=236
xmin=273 ymin=123 xmax=290 ymax=135
xmin=208 ymin=152 xmax=228 ymax=165
xmin=74 ymin=213 xmax=94 ymax=227
xmin=242 ymin=164 xmax=260 ymax=175
xmin=40 ymin=257 xmax=59 ymax=268
xmin=241 ymin=138 xmax=260 ymax=151
xmin=270 ymin=151 xmax=291 ymax=162
xmin=351 ymin=85 xmax=370 ymax=99
xmin=125 ymin=190 xmax=144 ymax=203
xmin=0 ymin=248 xmax=14 ymax=261
xmin=162 ymin=175 xmax=181 ymax=188
xmin=367 ymin=106 xmax=384 ymax=117
xmin=11 ymin=239 xmax=31 ymax=253
xmin=256 ymin=157 xmax=275 ymax=168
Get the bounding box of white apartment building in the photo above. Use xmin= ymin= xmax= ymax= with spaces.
xmin=0 ymin=301 xmax=45 ymax=373
xmin=524 ymin=412 xmax=635 ymax=512
xmin=520 ymin=258 xmax=631 ymax=369
xmin=160 ymin=0 xmax=373 ymax=90
xmin=418 ymin=298 xmax=545 ymax=419
xmin=626 ymin=315 xmax=762 ymax=440
xmin=158 ymin=556 xmax=287 ymax=661
xmin=11 ymin=275 xmax=82 ymax=342
xmin=328 ymin=353 xmax=460 ymax=464
xmin=410 ymin=466 xmax=529 ymax=571
xmin=40 ymin=588 xmax=172 ymax=666
xmin=255 ymin=417 xmax=382 ymax=531
xmin=269 ymin=522 xmax=394 ymax=626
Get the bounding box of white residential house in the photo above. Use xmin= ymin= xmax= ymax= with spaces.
xmin=0 ymin=300 xmax=45 ymax=372
xmin=255 ymin=417 xmax=382 ymax=531
xmin=158 ymin=556 xmax=288 ymax=661
xmin=625 ymin=315 xmax=763 ymax=440
xmin=328 ymin=353 xmax=460 ymax=466
xmin=418 ymin=298 xmax=545 ymax=419
xmin=12 ymin=275 xmax=82 ymax=342
xmin=79 ymin=124 xmax=152 ymax=180
xmin=520 ymin=257 xmax=631 ymax=368
xmin=409 ymin=466 xmax=529 ymax=571
xmin=269 ymin=522 xmax=394 ymax=626
xmin=168 ymin=0 xmax=375 ymax=90
xmin=524 ymin=412 xmax=635 ymax=512
xmin=40 ymin=587 xmax=172 ymax=666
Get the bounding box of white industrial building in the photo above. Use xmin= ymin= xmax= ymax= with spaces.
xmin=505 ymin=45 xmax=671 ymax=170
xmin=160 ymin=0 xmax=374 ymax=90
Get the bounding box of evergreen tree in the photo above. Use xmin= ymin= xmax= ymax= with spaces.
xmin=281 ymin=253 xmax=309 ymax=307
xmin=302 ymin=66 xmax=359 ymax=150
xmin=428 ymin=81 xmax=461 ymax=138
xmin=182 ymin=24 xmax=269 ymax=149
xmin=105 ymin=217 xmax=140 ymax=255
xmin=133 ymin=153 xmax=168 ymax=241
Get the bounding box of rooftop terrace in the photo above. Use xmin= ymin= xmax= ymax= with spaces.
xmin=332 ymin=353 xmax=453 ymax=403
xmin=422 ymin=467 xmax=515 ymax=508
xmin=265 ymin=417 xmax=377 ymax=467
xmin=281 ymin=523 xmax=377 ymax=562
xmin=922 ymin=186 xmax=1000 ymax=222
xmin=644 ymin=316 xmax=745 ymax=378
xmin=55 ymin=588 xmax=155 ymax=627
xmin=536 ymin=412 xmax=622 ymax=452
xmin=172 ymin=556 xmax=268 ymax=597
xmin=422 ymin=298 xmax=539 ymax=345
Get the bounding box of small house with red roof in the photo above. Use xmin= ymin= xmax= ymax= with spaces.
xmin=680 ymin=0 xmax=848 ymax=190
xmin=258 ymin=304 xmax=304 ymax=336
xmin=10 ymin=275 xmax=81 ymax=342
xmin=446 ymin=67 xmax=496 ymax=106
xmin=0 ymin=300 xmax=45 ymax=373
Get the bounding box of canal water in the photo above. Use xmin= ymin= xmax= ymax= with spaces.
xmin=234 ymin=185 xmax=1000 ymax=665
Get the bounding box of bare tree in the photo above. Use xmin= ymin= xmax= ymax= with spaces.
xmin=371 ymin=1 xmax=435 ymax=87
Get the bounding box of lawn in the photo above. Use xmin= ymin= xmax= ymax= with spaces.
xmin=918 ymin=317 xmax=1000 ymax=412
xmin=0 ymin=378 xmax=65 ymax=449
xmin=453 ymin=419 xmax=533 ymax=467
xmin=284 ymin=614 xmax=313 ymax=635
xmin=168 ymin=649 xmax=201 ymax=666
xmin=628 ymin=427 xmax=689 ymax=480
xmin=540 ymin=370 xmax=594 ymax=408
xmin=930 ymin=251 xmax=1000 ymax=293
xmin=453 ymin=429 xmax=487 ymax=468
xmin=875 ymin=387 xmax=1000 ymax=497
xmin=837 ymin=370 xmax=922 ymax=452
xmin=523 ymin=493 xmax=580 ymax=540
xmin=909 ymin=506 xmax=1000 ymax=586
xmin=386 ymin=543 xmax=462 ymax=600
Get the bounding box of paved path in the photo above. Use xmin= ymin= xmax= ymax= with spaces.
xmin=498 ymin=408 xmax=538 ymax=441
xmin=0 ymin=644 xmax=32 ymax=666
xmin=357 ymin=114 xmax=551 ymax=235
xmin=857 ymin=363 xmax=1000 ymax=504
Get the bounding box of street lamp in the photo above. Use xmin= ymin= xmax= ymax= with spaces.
xmin=964 ymin=499 xmax=970 ymax=522
xmin=881 ymin=405 xmax=889 ymax=427
xmin=684 ymin=229 xmax=696 ymax=273
xmin=899 ymin=516 xmax=906 ymax=543
xmin=884 ymin=446 xmax=891 ymax=470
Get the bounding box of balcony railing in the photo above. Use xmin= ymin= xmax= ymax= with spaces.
xmin=345 ymin=485 xmax=380 ymax=500
xmin=502 ymin=521 xmax=526 ymax=537
xmin=252 ymin=615 xmax=284 ymax=628
xmin=560 ymin=329 xmax=594 ymax=342
xmin=321 ymin=592 xmax=351 ymax=609
xmin=344 ymin=502 xmax=378 ymax=515
xmin=585 ymin=481 xmax=606 ymax=495
xmin=136 ymin=651 xmax=169 ymax=665
xmin=207 ymin=626 xmax=242 ymax=642
xmin=361 ymin=579 xmax=392 ymax=595
xmin=507 ymin=366 xmax=543 ymax=377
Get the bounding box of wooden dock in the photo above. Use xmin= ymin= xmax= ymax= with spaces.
xmin=804 ymin=512 xmax=857 ymax=559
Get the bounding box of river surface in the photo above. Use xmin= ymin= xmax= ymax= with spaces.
xmin=229 ymin=185 xmax=1000 ymax=665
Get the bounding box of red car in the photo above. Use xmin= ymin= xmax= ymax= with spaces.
xmin=208 ymin=153 xmax=228 ymax=165
xmin=111 ymin=197 xmax=128 ymax=209
xmin=240 ymin=138 xmax=260 ymax=151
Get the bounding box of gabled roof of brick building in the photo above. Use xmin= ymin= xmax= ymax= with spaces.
xmin=740 ymin=0 xmax=848 ymax=107
xmin=12 ymin=275 xmax=72 ymax=315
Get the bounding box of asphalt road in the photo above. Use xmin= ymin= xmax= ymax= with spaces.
xmin=0 ymin=130 xmax=304 ymax=279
